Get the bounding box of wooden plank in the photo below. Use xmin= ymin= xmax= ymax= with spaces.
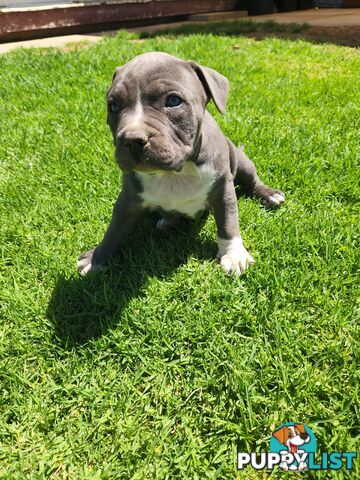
xmin=0 ymin=1 xmax=240 ymax=38
xmin=187 ymin=10 xmax=247 ymax=21
xmin=343 ymin=0 xmax=360 ymax=6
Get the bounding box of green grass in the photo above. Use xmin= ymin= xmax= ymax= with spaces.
xmin=0 ymin=30 xmax=359 ymax=479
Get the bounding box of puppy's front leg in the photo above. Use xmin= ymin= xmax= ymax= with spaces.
xmin=209 ymin=178 xmax=254 ymax=275
xmin=77 ymin=191 xmax=141 ymax=276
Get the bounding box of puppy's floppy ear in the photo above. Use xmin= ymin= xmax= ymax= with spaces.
xmin=272 ymin=427 xmax=288 ymax=446
xmin=111 ymin=66 xmax=122 ymax=83
xmin=295 ymin=423 xmax=306 ymax=434
xmin=191 ymin=62 xmax=229 ymax=114
xmin=111 ymin=67 xmax=122 ymax=83
xmin=107 ymin=66 xmax=122 ymax=97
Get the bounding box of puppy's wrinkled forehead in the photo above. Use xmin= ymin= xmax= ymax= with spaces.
xmin=110 ymin=52 xmax=204 ymax=102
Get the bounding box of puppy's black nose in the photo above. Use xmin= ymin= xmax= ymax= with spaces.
xmin=120 ymin=131 xmax=148 ymax=152
xmin=300 ymin=433 xmax=309 ymax=440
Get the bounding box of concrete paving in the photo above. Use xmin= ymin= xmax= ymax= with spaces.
xmin=0 ymin=34 xmax=101 ymax=54
xmin=247 ymin=8 xmax=360 ymax=26
xmin=123 ymin=8 xmax=360 ymax=35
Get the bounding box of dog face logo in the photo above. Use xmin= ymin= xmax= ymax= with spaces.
xmin=238 ymin=422 xmax=356 ymax=471
xmin=272 ymin=423 xmax=310 ymax=454
xmin=270 ymin=422 xmax=317 ymax=471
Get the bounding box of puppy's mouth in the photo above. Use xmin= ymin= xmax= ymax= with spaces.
xmin=115 ymin=141 xmax=184 ymax=173
xmin=289 ymin=442 xmax=298 ymax=454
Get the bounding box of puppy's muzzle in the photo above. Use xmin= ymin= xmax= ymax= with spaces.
xmin=118 ymin=129 xmax=149 ymax=157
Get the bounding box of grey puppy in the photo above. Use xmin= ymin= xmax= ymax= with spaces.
xmin=78 ymin=52 xmax=285 ymax=276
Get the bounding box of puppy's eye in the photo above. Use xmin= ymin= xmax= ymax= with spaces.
xmin=109 ymin=102 xmax=119 ymax=113
xmin=165 ymin=95 xmax=183 ymax=108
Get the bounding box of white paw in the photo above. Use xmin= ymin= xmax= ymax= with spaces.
xmin=157 ymin=218 xmax=168 ymax=230
xmin=280 ymin=462 xmax=289 ymax=471
xmin=298 ymin=461 xmax=307 ymax=471
xmin=156 ymin=218 xmax=172 ymax=231
xmin=267 ymin=192 xmax=285 ymax=206
xmin=77 ymin=249 xmax=95 ymax=276
xmin=217 ymin=237 xmax=255 ymax=275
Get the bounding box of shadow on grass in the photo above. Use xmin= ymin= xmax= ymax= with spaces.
xmin=47 ymin=214 xmax=216 ymax=348
xmin=138 ymin=19 xmax=359 ymax=48
xmin=140 ymin=19 xmax=310 ymax=38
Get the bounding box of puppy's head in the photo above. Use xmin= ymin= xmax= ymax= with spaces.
xmin=106 ymin=52 xmax=229 ymax=173
xmin=272 ymin=424 xmax=310 ymax=453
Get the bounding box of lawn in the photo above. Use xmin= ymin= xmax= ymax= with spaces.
xmin=0 ymin=28 xmax=359 ymax=479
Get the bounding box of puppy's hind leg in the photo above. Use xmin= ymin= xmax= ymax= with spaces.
xmin=232 ymin=143 xmax=285 ymax=209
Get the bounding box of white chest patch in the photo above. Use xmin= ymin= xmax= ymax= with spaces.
xmin=136 ymin=162 xmax=216 ymax=218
